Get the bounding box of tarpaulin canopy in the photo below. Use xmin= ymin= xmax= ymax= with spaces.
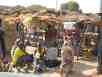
xmin=64 ymin=22 xmax=76 ymax=30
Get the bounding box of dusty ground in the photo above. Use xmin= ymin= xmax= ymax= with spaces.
xmin=0 ymin=59 xmax=97 ymax=77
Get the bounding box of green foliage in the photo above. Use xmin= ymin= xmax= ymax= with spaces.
xmin=61 ymin=1 xmax=80 ymax=12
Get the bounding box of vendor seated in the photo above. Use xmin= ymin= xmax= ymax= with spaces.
xmin=32 ymin=43 xmax=47 ymax=72
xmin=11 ymin=40 xmax=33 ymax=66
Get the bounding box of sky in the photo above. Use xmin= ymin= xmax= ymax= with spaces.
xmin=0 ymin=0 xmax=100 ymax=13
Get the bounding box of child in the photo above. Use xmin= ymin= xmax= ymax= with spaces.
xmin=60 ymin=42 xmax=74 ymax=77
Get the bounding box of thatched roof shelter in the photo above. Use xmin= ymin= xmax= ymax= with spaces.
xmin=58 ymin=13 xmax=99 ymax=22
xmin=32 ymin=15 xmax=62 ymax=24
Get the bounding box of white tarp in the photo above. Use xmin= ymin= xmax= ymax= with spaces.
xmin=46 ymin=47 xmax=58 ymax=60
xmin=0 ymin=72 xmax=61 ymax=77
xmin=0 ymin=72 xmax=45 ymax=77
xmin=64 ymin=22 xmax=76 ymax=30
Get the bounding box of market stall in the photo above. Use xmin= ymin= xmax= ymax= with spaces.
xmin=23 ymin=15 xmax=63 ymax=68
xmin=76 ymin=20 xmax=99 ymax=59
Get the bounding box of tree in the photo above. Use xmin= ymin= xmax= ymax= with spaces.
xmin=61 ymin=1 xmax=80 ymax=12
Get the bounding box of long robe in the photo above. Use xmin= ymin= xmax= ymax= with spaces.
xmin=0 ymin=27 xmax=6 ymax=59
xmin=60 ymin=45 xmax=74 ymax=77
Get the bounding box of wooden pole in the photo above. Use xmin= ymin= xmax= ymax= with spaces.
xmin=97 ymin=0 xmax=102 ymax=74
xmin=56 ymin=0 xmax=58 ymax=11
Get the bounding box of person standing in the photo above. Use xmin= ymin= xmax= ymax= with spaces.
xmin=97 ymin=25 xmax=102 ymax=74
xmin=15 ymin=18 xmax=25 ymax=48
xmin=60 ymin=42 xmax=74 ymax=77
xmin=0 ymin=18 xmax=6 ymax=59
xmin=15 ymin=18 xmax=24 ymax=38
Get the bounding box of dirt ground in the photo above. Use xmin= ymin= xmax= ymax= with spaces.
xmin=0 ymin=59 xmax=97 ymax=77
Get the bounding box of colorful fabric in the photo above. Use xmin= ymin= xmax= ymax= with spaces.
xmin=36 ymin=48 xmax=46 ymax=59
xmin=17 ymin=55 xmax=33 ymax=65
xmin=12 ymin=47 xmax=26 ymax=65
